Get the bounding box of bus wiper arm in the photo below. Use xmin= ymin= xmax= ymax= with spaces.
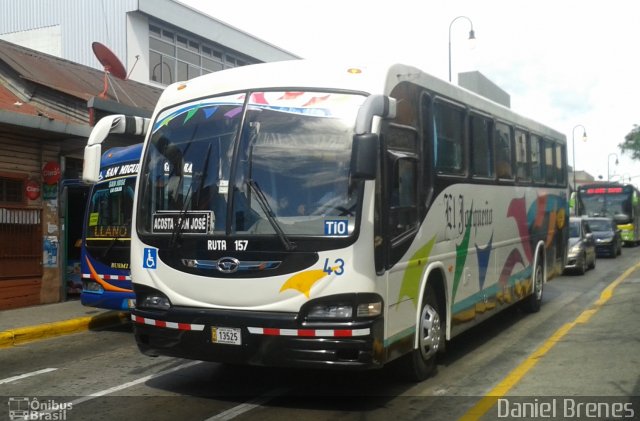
xmin=101 ymin=231 xmax=124 ymax=259
xmin=247 ymin=179 xmax=296 ymax=251
xmin=169 ymin=182 xmax=193 ymax=249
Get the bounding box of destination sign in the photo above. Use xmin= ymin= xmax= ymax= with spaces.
xmin=152 ymin=211 xmax=213 ymax=234
xmin=100 ymin=163 xmax=140 ymax=181
xmin=88 ymin=224 xmax=130 ymax=238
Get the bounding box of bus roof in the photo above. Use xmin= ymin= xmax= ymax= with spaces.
xmin=152 ymin=59 xmax=565 ymax=142
xmin=100 ymin=143 xmax=143 ymax=167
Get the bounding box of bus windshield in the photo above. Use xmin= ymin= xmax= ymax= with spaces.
xmin=137 ymin=91 xmax=367 ymax=237
xmin=84 ymin=176 xmax=135 ymax=260
xmin=580 ymin=191 xmax=631 ymax=219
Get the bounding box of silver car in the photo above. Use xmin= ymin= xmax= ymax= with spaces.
xmin=564 ymin=217 xmax=597 ymax=275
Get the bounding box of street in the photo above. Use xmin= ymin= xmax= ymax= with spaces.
xmin=2 ymin=250 xmax=639 ymax=421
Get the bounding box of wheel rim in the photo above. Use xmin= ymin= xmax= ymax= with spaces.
xmin=534 ymin=263 xmax=543 ymax=300
xmin=419 ymin=303 xmax=441 ymax=361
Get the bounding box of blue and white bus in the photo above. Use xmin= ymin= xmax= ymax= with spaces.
xmin=81 ymin=116 xmax=148 ymax=310
xmin=120 ymin=61 xmax=568 ymax=380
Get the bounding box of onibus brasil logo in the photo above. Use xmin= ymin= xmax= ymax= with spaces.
xmin=7 ymin=397 xmax=72 ymax=420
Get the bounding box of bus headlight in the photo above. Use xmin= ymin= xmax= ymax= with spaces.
xmin=301 ymin=293 xmax=383 ymax=321
xmin=82 ymin=280 xmax=103 ymax=293
xmin=357 ymin=301 xmax=382 ymax=317
xmin=308 ymin=304 xmax=352 ymax=319
xmin=138 ymin=293 xmax=171 ymax=310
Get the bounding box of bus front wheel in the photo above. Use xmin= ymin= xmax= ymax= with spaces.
xmin=401 ymin=284 xmax=443 ymax=382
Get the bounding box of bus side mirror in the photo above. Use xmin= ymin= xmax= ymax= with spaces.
xmin=82 ymin=143 xmax=102 ymax=183
xmin=351 ymin=133 xmax=378 ymax=180
xmin=355 ymin=95 xmax=396 ymax=135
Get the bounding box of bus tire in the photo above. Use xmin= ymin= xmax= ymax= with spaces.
xmin=401 ymin=283 xmax=443 ymax=382
xmin=522 ymin=257 xmax=543 ymax=313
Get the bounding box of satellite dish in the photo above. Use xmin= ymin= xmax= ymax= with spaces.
xmin=92 ymin=42 xmax=127 ymax=80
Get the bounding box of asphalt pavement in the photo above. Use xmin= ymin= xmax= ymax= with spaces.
xmin=1 ymin=262 xmax=639 ymax=419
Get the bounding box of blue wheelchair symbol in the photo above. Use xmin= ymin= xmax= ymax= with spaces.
xmin=143 ymin=248 xmax=157 ymax=269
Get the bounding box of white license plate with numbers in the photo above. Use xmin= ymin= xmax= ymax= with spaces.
xmin=211 ymin=327 xmax=241 ymax=345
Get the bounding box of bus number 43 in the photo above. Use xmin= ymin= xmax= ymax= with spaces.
xmin=323 ymin=258 xmax=345 ymax=275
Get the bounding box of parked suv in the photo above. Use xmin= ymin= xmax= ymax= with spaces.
xmin=584 ymin=216 xmax=622 ymax=258
xmin=565 ymin=217 xmax=597 ymax=275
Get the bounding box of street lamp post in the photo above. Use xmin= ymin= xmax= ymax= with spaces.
xmin=572 ymin=124 xmax=587 ymax=201
xmin=448 ymin=16 xmax=476 ymax=83
xmin=607 ymin=153 xmax=619 ymax=182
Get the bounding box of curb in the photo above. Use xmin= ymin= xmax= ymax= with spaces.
xmin=0 ymin=311 xmax=129 ymax=348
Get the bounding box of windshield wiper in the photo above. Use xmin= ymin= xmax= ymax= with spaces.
xmin=194 ymin=143 xmax=212 ymax=210
xmin=101 ymin=229 xmax=126 ymax=259
xmin=247 ymin=179 xmax=296 ymax=251
xmin=169 ymin=183 xmax=193 ymax=249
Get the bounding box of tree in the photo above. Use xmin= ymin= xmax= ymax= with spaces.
xmin=619 ymin=125 xmax=640 ymax=160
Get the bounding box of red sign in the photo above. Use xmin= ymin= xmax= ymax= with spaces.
xmin=42 ymin=161 xmax=61 ymax=184
xmin=26 ymin=180 xmax=41 ymax=200
xmin=586 ymin=187 xmax=623 ymax=194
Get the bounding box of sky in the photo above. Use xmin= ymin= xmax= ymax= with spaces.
xmin=180 ymin=0 xmax=640 ymax=187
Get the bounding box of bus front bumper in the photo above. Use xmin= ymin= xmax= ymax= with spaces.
xmin=131 ymin=307 xmax=385 ymax=370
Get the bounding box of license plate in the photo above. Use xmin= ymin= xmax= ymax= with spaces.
xmin=211 ymin=327 xmax=241 ymax=345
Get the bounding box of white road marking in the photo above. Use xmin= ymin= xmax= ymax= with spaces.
xmin=69 ymin=360 xmax=202 ymax=406
xmin=15 ymin=361 xmax=202 ymax=420
xmin=205 ymin=388 xmax=289 ymax=421
xmin=5 ymin=361 xmax=286 ymax=420
xmin=0 ymin=368 xmax=58 ymax=385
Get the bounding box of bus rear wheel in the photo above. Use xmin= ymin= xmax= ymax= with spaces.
xmin=401 ymin=284 xmax=443 ymax=382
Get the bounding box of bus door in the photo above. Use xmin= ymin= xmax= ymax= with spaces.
xmin=60 ymin=179 xmax=89 ymax=299
xmin=381 ymin=124 xmax=420 ymax=269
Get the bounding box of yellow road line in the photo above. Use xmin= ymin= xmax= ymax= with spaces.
xmin=458 ymin=261 xmax=640 ymax=421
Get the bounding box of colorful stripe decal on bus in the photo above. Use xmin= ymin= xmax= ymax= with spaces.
xmin=475 ymin=233 xmax=494 ymax=291
xmin=85 ymin=257 xmax=133 ymax=293
xmin=452 ymin=204 xmax=474 ymax=303
xmin=279 ymin=259 xmax=344 ymax=298
xmin=398 ymin=235 xmax=436 ymax=307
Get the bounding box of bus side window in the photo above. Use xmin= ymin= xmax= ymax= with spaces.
xmin=531 ymin=134 xmax=544 ymax=183
xmin=555 ymin=143 xmax=565 ymax=185
xmin=496 ymin=122 xmax=513 ymax=179
xmin=515 ymin=129 xmax=530 ymax=181
xmin=470 ymin=114 xmax=494 ymax=178
xmin=433 ymin=101 xmax=465 ymax=175
xmin=544 ymin=139 xmax=556 ymax=184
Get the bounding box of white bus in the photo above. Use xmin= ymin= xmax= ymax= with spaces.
xmin=127 ymin=60 xmax=569 ymax=380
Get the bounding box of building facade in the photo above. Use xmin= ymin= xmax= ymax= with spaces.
xmin=0 ymin=1 xmax=299 ymax=310
xmin=0 ymin=0 xmax=299 ymax=87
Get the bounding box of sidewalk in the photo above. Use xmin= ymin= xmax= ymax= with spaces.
xmin=0 ymin=298 xmax=128 ymax=347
